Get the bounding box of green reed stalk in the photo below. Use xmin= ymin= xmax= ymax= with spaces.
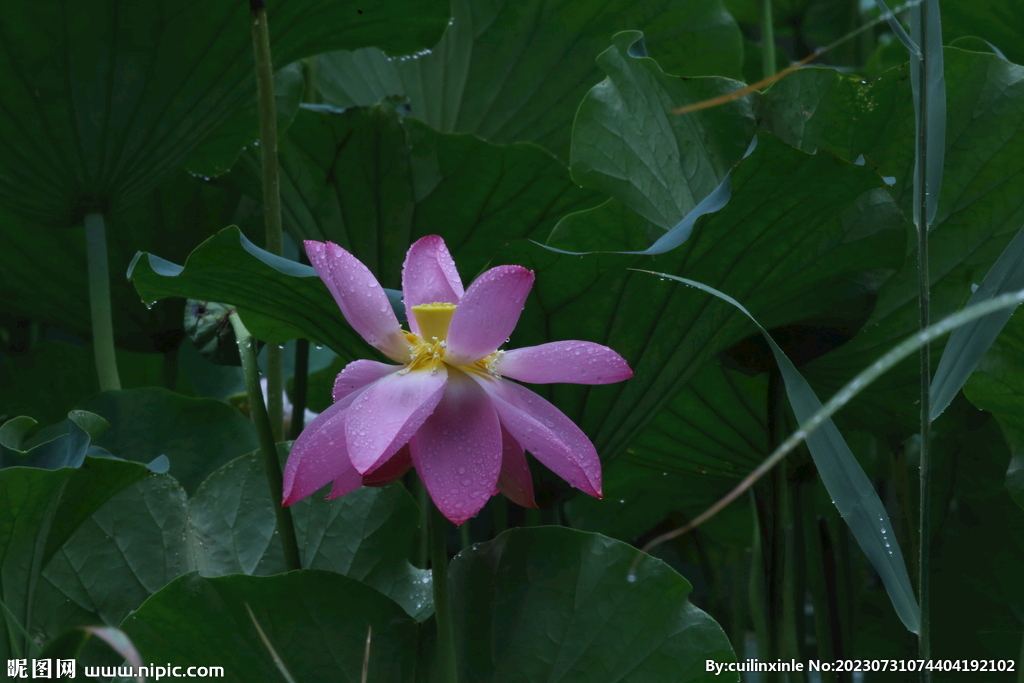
xmin=914 ymin=1 xmax=932 ymax=674
xmin=250 ymin=0 xmax=285 ymax=441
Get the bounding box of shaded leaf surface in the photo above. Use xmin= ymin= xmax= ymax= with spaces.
xmin=0 ymin=0 xmax=447 ymax=226
xmin=121 ymin=571 xmax=418 ymax=683
xmin=500 ymin=134 xmax=903 ymax=465
xmin=234 ymin=104 xmax=602 ymax=287
xmin=760 ymin=51 xmax=1024 ymax=436
xmin=79 ymin=387 xmax=258 ymax=494
xmin=450 ymin=526 xmax=737 ymax=682
xmin=190 ymin=447 xmax=431 ymax=621
xmin=316 ymin=0 xmax=743 ymax=157
xmin=0 ymin=458 xmax=149 ymax=660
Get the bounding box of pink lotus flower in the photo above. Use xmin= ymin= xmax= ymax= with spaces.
xmin=282 ymin=236 xmax=633 ymax=524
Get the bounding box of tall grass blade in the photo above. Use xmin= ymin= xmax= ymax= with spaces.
xmin=245 ymin=603 xmax=298 ymax=683
xmin=638 ymin=272 xmax=920 ymax=633
xmin=910 ymin=0 xmax=946 ymax=226
xmin=931 ymin=225 xmax=1024 ymax=419
xmin=872 ymin=0 xmax=921 ymax=56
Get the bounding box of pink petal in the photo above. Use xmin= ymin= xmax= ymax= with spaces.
xmin=361 ymin=445 xmax=413 ymax=487
xmin=402 ymin=235 xmax=465 ymax=335
xmin=282 ymin=398 xmax=361 ymax=506
xmin=409 ymin=370 xmax=502 ymax=525
xmin=346 ymin=367 xmax=448 ymax=475
xmin=497 ymin=426 xmax=536 ymax=508
xmin=305 ymin=240 xmax=409 ymax=363
xmin=477 ymin=377 xmax=602 ymax=497
xmin=333 ymin=359 xmax=400 ymax=402
xmin=498 ymin=341 xmax=633 ymax=385
xmin=445 ymin=265 xmax=535 ymax=366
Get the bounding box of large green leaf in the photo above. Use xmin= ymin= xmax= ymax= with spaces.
xmin=759 ymin=51 xmax=1024 ymax=437
xmin=189 ymin=447 xmax=431 ymax=621
xmin=449 ymin=526 xmax=737 ymax=681
xmin=121 ymin=571 xmax=418 ymax=682
xmin=128 ymin=226 xmax=374 ymax=358
xmin=498 ymin=133 xmax=903 ymax=467
xmin=316 ymin=0 xmax=743 ymax=158
xmin=0 ymin=0 xmax=448 ymax=227
xmin=234 ymin=103 xmax=602 ymax=286
xmin=569 ymin=31 xmax=755 ymax=231
xmin=31 ymin=475 xmax=190 ymax=640
xmin=0 ymin=457 xmax=149 ymax=660
xmin=79 ymin=388 xmax=258 ymax=494
xmin=182 ymin=63 xmax=306 ymax=179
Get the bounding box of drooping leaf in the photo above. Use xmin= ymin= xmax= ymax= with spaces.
xmin=121 ymin=571 xmax=418 ymax=683
xmin=316 ymin=0 xmax=744 ymax=158
xmin=569 ymin=31 xmax=755 ymax=231
xmin=450 ymin=526 xmax=737 ymax=681
xmin=0 ymin=0 xmax=448 ymax=227
xmin=128 ymin=226 xmax=377 ymax=358
xmin=189 ymin=447 xmax=431 ymax=621
xmin=0 ymin=410 xmax=108 ymax=470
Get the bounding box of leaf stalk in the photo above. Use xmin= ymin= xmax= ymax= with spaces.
xmin=250 ymin=0 xmax=285 ymax=441
xmin=84 ymin=212 xmax=121 ymax=392
xmin=229 ymin=311 xmax=301 ymax=572
xmin=430 ymin=503 xmax=459 ymax=682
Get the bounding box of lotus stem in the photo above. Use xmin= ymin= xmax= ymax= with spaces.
xmin=430 ymin=503 xmax=459 ymax=682
xmin=230 ymin=311 xmax=301 ymax=572
xmin=84 ymin=212 xmax=121 ymax=392
xmin=250 ymin=0 xmax=285 ymax=441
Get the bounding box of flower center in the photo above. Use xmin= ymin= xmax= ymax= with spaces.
xmin=401 ymin=301 xmax=504 ymax=378
xmin=411 ymin=302 xmax=456 ymax=342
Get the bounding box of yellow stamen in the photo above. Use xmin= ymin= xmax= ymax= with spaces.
xmin=411 ymin=302 xmax=456 ymax=342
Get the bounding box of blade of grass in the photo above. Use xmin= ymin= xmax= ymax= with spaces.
xmin=636 ymin=278 xmax=1024 ymax=592
xmin=909 ymin=0 xmax=944 ymax=672
xmin=245 ymin=603 xmax=298 ymax=683
xmin=632 ymin=272 xmax=919 ymax=633
xmin=872 ymin=0 xmax=921 ymax=56
xmin=931 ymin=224 xmax=1024 ymax=419
xmin=362 ymin=625 xmax=372 ymax=683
